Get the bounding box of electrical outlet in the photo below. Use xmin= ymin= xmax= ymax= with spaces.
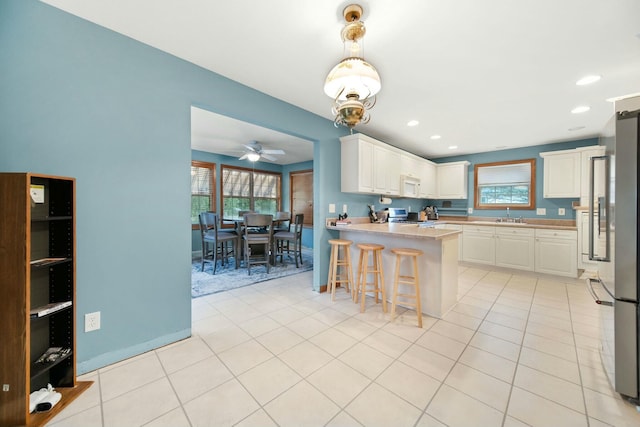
xmin=558 ymin=208 xmax=565 ymax=216
xmin=342 ymin=204 xmax=347 ymax=213
xmin=2 ymin=384 xmax=9 ymax=392
xmin=536 ymin=208 xmax=546 ymax=215
xmin=468 ymin=207 xmax=473 ymax=214
xmin=329 ymin=204 xmax=336 ymax=213
xmin=85 ymin=311 xmax=101 ymax=332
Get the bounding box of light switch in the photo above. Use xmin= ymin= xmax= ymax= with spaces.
xmin=536 ymin=208 xmax=546 ymax=215
xmin=329 ymin=204 xmax=336 ymax=213
xmin=558 ymin=208 xmax=565 ymax=216
xmin=343 ymin=204 xmax=347 ymax=213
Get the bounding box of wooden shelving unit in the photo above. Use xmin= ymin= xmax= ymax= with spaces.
xmin=0 ymin=173 xmax=91 ymax=427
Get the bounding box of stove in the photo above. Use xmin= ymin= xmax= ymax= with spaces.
xmin=387 ymin=208 xmax=421 ymax=223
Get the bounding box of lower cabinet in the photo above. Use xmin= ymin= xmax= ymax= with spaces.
xmin=462 ymin=225 xmax=495 ymax=265
xmin=534 ymin=229 xmax=578 ymax=277
xmin=460 ymin=224 xmax=577 ymax=277
xmin=495 ymin=227 xmax=535 ymax=271
xmin=435 ymin=223 xmax=463 ymax=260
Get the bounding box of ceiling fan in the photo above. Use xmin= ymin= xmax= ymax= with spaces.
xmin=239 ymin=141 xmax=285 ymax=162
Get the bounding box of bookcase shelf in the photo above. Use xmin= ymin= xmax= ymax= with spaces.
xmin=0 ymin=173 xmax=91 ymax=427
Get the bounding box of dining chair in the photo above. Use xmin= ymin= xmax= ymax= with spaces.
xmin=199 ymin=212 xmax=239 ymax=274
xmin=242 ymin=213 xmax=274 ymax=275
xmin=274 ymin=213 xmax=304 ymax=267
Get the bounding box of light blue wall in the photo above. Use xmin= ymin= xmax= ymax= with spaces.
xmin=430 ymin=138 xmax=599 ymax=220
xmin=0 ymin=0 xmax=346 ymax=373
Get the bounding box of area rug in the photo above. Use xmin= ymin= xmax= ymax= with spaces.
xmin=191 ymin=249 xmax=313 ymax=298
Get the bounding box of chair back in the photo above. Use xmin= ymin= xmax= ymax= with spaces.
xmin=292 ymin=213 xmax=304 ymax=237
xmin=199 ymin=211 xmax=220 ymax=239
xmin=243 ymin=213 xmax=273 ymax=234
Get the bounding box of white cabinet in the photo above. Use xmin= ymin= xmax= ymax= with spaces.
xmin=534 ymin=229 xmax=577 ymax=277
xmin=373 ymin=145 xmax=401 ymax=195
xmin=540 ymin=149 xmax=581 ymax=198
xmin=495 ymin=227 xmax=535 ymax=271
xmin=579 ymin=146 xmax=606 ymax=207
xmin=435 ymin=223 xmax=463 ymax=260
xmin=436 ymin=161 xmax=470 ymax=199
xmin=421 ymin=160 xmax=437 ymax=198
xmin=462 ymin=224 xmax=495 ymax=265
xmin=341 ymin=134 xmax=375 ymax=193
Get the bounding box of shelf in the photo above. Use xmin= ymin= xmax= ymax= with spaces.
xmin=27 ymin=381 xmax=93 ymax=427
xmin=31 ymin=216 xmax=73 ymax=222
xmin=30 ymin=257 xmax=72 ymax=269
xmin=30 ymin=350 xmax=72 ymax=379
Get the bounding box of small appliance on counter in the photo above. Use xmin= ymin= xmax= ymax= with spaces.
xmin=388 ymin=208 xmax=423 ymax=223
xmin=423 ymin=206 xmax=439 ymax=220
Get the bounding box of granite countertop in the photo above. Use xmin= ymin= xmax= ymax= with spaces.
xmin=326 ymin=222 xmax=461 ymax=240
xmin=441 ymin=219 xmax=577 ymax=231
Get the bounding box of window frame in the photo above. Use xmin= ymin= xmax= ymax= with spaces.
xmin=220 ymin=165 xmax=282 ymax=227
xmin=473 ymin=159 xmax=536 ymax=210
xmin=191 ymin=160 xmax=216 ymax=230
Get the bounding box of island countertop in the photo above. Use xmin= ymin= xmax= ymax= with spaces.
xmin=326 ymin=222 xmax=461 ymax=240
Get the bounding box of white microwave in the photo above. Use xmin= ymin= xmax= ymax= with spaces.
xmin=400 ymin=175 xmax=421 ymax=198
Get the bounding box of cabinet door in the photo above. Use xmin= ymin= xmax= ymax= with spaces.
xmin=495 ymin=228 xmax=535 ymax=271
xmin=420 ymin=160 xmax=437 ymax=198
xmin=535 ymin=230 xmax=578 ymax=277
xmin=341 ymin=136 xmax=374 ymax=193
xmin=437 ymin=162 xmax=469 ymax=199
xmin=358 ymin=139 xmax=375 ymax=192
xmin=436 ymin=223 xmax=463 ymax=260
xmin=373 ymin=145 xmax=400 ymax=195
xmin=542 ymin=152 xmax=580 ymax=198
xmin=462 ymin=226 xmax=495 ymax=264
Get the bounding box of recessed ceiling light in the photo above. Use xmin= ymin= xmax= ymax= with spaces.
xmin=430 ymin=135 xmax=441 ymax=140
xmin=448 ymin=145 xmax=458 ymax=150
xmin=407 ymin=120 xmax=419 ymax=127
xmin=568 ymin=126 xmax=586 ymax=131
xmin=576 ymin=75 xmax=601 ymax=86
xmin=571 ymin=106 xmax=590 ymax=114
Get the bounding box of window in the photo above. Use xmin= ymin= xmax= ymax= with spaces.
xmin=221 ymin=166 xmax=281 ymax=219
xmin=474 ymin=159 xmax=536 ymax=210
xmin=191 ymin=161 xmax=216 ymax=227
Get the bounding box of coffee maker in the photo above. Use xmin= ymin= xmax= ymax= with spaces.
xmin=425 ymin=206 xmax=439 ymax=220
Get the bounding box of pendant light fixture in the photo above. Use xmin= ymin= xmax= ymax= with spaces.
xmin=324 ymin=4 xmax=381 ymax=129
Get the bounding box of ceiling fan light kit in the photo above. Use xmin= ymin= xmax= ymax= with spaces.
xmin=324 ymin=4 xmax=381 ymax=129
xmin=238 ymin=141 xmax=285 ymax=162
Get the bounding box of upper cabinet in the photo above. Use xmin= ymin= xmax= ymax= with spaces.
xmin=341 ymin=134 xmax=375 ymax=194
xmin=340 ymin=133 xmax=467 ymax=199
xmin=373 ymin=144 xmax=401 ymax=195
xmin=540 ymin=149 xmax=581 ymax=198
xmin=436 ymin=161 xmax=470 ymax=199
xmin=540 ymin=145 xmax=603 ymax=200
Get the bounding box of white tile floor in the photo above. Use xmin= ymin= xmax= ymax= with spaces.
xmin=47 ymin=266 xmax=640 ymax=427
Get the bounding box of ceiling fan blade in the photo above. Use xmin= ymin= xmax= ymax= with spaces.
xmin=238 ymin=153 xmax=249 ymax=160
xmin=261 ymin=149 xmax=285 ymax=155
xmin=261 ymin=153 xmax=277 ymax=161
xmin=243 ymin=144 xmax=258 ymax=152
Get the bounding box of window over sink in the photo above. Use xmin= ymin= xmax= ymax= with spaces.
xmin=473 ymin=159 xmax=536 ymax=210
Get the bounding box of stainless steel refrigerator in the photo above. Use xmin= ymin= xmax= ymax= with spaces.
xmin=588 ymin=96 xmax=640 ymax=404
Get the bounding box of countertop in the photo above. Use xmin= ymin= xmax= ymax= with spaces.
xmin=326 ymin=222 xmax=461 ymax=240
xmin=440 ymin=219 xmax=577 ymax=231
xmin=327 ymin=217 xmax=577 ymax=232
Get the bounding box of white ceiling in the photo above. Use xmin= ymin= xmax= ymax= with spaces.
xmin=43 ymin=0 xmax=640 ymax=162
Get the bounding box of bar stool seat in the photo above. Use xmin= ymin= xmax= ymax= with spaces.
xmin=327 ymin=239 xmax=354 ymax=301
xmin=390 ymin=247 xmax=424 ymax=327
xmin=355 ymin=243 xmax=387 ymax=313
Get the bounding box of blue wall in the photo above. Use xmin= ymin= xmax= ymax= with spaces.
xmin=0 ymin=0 xmax=347 ymax=373
xmin=430 ymin=138 xmax=598 ymax=220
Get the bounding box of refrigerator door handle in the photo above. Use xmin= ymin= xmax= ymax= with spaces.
xmin=588 ymin=155 xmax=611 ymax=261
xmin=586 ymin=277 xmax=614 ymax=306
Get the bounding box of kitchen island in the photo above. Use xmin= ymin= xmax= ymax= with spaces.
xmin=326 ymin=222 xmax=461 ymax=318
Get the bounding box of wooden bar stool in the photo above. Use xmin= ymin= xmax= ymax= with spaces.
xmin=327 ymin=239 xmax=354 ymax=301
xmin=390 ymin=247 xmax=424 ymax=327
xmin=355 ymin=243 xmax=387 ymax=313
